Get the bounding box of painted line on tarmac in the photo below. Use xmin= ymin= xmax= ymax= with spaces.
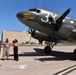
xmin=54 ymin=65 xmax=76 ymax=75
xmin=12 ymin=64 xmax=27 ymax=69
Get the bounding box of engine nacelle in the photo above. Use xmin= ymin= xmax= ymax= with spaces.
xmin=30 ymin=30 xmax=52 ymax=44
xmin=57 ymin=25 xmax=73 ymax=37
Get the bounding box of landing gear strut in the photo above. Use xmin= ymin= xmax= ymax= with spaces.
xmin=73 ymin=48 xmax=76 ymax=60
xmin=44 ymin=42 xmax=56 ymax=53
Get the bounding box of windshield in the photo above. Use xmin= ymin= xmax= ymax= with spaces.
xmin=29 ymin=8 xmax=41 ymax=13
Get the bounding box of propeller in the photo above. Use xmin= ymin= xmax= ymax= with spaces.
xmin=48 ymin=8 xmax=72 ymax=43
xmin=49 ymin=8 xmax=72 ymax=31
xmin=28 ymin=27 xmax=35 ymax=43
xmin=28 ymin=28 xmax=35 ymax=34
xmin=55 ymin=8 xmax=72 ymax=31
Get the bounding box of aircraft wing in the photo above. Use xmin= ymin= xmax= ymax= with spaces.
xmin=66 ymin=28 xmax=76 ymax=42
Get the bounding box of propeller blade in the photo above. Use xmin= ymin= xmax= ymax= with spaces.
xmin=28 ymin=28 xmax=35 ymax=37
xmin=28 ymin=27 xmax=30 ymax=33
xmin=56 ymin=8 xmax=72 ymax=24
xmin=29 ymin=33 xmax=32 ymax=43
xmin=28 ymin=28 xmax=32 ymax=34
xmin=54 ymin=8 xmax=72 ymax=31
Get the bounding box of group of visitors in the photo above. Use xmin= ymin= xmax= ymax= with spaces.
xmin=0 ymin=38 xmax=19 ymax=61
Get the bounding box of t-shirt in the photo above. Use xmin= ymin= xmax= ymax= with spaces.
xmin=14 ymin=42 xmax=19 ymax=47
xmin=5 ymin=42 xmax=10 ymax=47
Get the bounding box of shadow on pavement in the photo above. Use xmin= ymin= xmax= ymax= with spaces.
xmin=9 ymin=48 xmax=75 ymax=61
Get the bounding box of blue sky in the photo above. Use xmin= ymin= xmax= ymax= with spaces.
xmin=0 ymin=0 xmax=76 ymax=39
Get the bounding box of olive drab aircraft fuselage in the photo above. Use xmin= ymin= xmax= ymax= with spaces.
xmin=17 ymin=8 xmax=76 ymax=60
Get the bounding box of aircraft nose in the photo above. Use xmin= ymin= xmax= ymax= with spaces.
xmin=17 ymin=12 xmax=24 ymax=19
xmin=17 ymin=11 xmax=34 ymax=20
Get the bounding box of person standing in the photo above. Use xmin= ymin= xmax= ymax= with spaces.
xmin=2 ymin=38 xmax=10 ymax=60
xmin=13 ymin=39 xmax=19 ymax=61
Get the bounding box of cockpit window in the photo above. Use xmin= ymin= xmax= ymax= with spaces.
xmin=36 ymin=9 xmax=40 ymax=13
xmin=29 ymin=8 xmax=36 ymax=11
xmin=29 ymin=8 xmax=41 ymax=13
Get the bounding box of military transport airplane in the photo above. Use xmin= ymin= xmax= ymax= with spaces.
xmin=17 ymin=8 xmax=76 ymax=59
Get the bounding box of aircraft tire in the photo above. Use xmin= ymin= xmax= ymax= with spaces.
xmin=44 ymin=46 xmax=51 ymax=53
xmin=73 ymin=48 xmax=76 ymax=60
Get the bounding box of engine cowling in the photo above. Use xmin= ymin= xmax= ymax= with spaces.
xmin=29 ymin=29 xmax=52 ymax=44
xmin=57 ymin=25 xmax=73 ymax=37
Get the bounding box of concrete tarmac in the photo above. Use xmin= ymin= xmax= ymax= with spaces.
xmin=0 ymin=46 xmax=76 ymax=75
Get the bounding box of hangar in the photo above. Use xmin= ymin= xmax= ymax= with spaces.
xmin=1 ymin=30 xmax=38 ymax=44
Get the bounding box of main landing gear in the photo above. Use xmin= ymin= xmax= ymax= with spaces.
xmin=44 ymin=42 xmax=56 ymax=53
xmin=73 ymin=48 xmax=76 ymax=60
xmin=44 ymin=42 xmax=76 ymax=60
